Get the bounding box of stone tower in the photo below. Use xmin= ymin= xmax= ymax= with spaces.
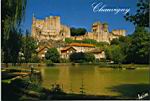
xmin=92 ymin=22 xmax=110 ymax=42
xmin=31 ymin=15 xmax=70 ymax=41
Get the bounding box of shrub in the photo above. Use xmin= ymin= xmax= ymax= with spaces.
xmin=84 ymin=53 xmax=95 ymax=62
xmin=46 ymin=60 xmax=54 ymax=66
xmin=30 ymin=54 xmax=40 ymax=63
xmin=45 ymin=48 xmax=60 ymax=63
xmin=65 ymin=38 xmax=73 ymax=43
xmin=69 ymin=52 xmax=95 ymax=63
xmin=69 ymin=52 xmax=85 ymax=63
xmin=60 ymin=58 xmax=69 ymax=63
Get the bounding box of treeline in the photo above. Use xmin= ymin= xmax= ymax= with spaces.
xmin=106 ymin=0 xmax=149 ymax=64
xmin=2 ymin=30 xmax=40 ymax=64
xmin=105 ymin=27 xmax=150 ymax=64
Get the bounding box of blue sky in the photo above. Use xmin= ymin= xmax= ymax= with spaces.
xmin=21 ymin=0 xmax=138 ymax=35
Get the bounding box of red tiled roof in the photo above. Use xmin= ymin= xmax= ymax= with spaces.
xmin=69 ymin=43 xmax=95 ymax=47
xmin=61 ymin=46 xmax=76 ymax=53
xmin=89 ymin=49 xmax=104 ymax=53
xmin=61 ymin=47 xmax=71 ymax=51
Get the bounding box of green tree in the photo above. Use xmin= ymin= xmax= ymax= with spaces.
xmin=110 ymin=36 xmax=132 ymax=63
xmin=69 ymin=52 xmax=95 ymax=63
xmin=2 ymin=0 xmax=27 ymax=64
xmin=124 ymin=0 xmax=149 ymax=27
xmin=105 ymin=45 xmax=125 ymax=64
xmin=3 ymin=28 xmax=22 ymax=65
xmin=30 ymin=53 xmax=40 ymax=63
xmin=45 ymin=48 xmax=60 ymax=63
xmin=105 ymin=47 xmax=112 ymax=61
xmin=111 ymin=38 xmax=120 ymax=45
xmin=127 ymin=27 xmax=150 ymax=64
xmin=21 ymin=30 xmax=38 ymax=63
xmin=70 ymin=52 xmax=85 ymax=63
xmin=84 ymin=53 xmax=95 ymax=62
xmin=70 ymin=27 xmax=87 ymax=36
xmin=2 ymin=0 xmax=27 ymax=48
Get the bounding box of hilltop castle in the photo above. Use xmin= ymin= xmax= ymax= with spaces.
xmin=31 ymin=15 xmax=126 ymax=59
xmin=32 ymin=15 xmax=70 ymax=41
xmin=31 ymin=15 xmax=126 ymax=43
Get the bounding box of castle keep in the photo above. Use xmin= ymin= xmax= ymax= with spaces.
xmin=32 ymin=15 xmax=70 ymax=41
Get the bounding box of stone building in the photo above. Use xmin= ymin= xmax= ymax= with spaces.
xmin=32 ymin=15 xmax=125 ymax=43
xmin=31 ymin=16 xmax=126 ymax=59
xmin=71 ymin=21 xmax=126 ymax=43
xmin=59 ymin=43 xmax=105 ymax=60
xmin=31 ymin=15 xmax=70 ymax=41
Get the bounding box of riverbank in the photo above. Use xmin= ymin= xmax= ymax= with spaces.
xmin=1 ymin=63 xmax=149 ymax=70
xmin=0 ymin=68 xmax=122 ymax=100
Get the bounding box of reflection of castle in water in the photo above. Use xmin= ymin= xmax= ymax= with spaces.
xmin=58 ymin=67 xmax=70 ymax=93
xmin=57 ymin=66 xmax=96 ymax=94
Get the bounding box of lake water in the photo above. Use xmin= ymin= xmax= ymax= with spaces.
xmin=39 ymin=65 xmax=149 ymax=96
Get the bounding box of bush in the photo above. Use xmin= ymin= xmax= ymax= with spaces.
xmin=69 ymin=52 xmax=85 ymax=63
xmin=84 ymin=53 xmax=95 ymax=62
xmin=46 ymin=60 xmax=54 ymax=66
xmin=45 ymin=48 xmax=60 ymax=63
xmin=30 ymin=54 xmax=40 ymax=63
xmin=60 ymin=58 xmax=69 ymax=63
xmin=105 ymin=45 xmax=125 ymax=64
xmin=65 ymin=38 xmax=74 ymax=43
xmin=69 ymin=52 xmax=95 ymax=63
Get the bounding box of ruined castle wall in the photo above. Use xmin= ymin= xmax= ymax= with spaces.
xmin=31 ymin=16 xmax=70 ymax=41
xmin=61 ymin=25 xmax=70 ymax=38
xmin=112 ymin=29 xmax=126 ymax=36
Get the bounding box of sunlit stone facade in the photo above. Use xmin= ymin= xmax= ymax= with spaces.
xmin=32 ymin=15 xmax=70 ymax=41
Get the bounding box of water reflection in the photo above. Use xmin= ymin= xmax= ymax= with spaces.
xmin=40 ymin=66 xmax=149 ymax=96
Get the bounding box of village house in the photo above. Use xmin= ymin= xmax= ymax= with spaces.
xmin=36 ymin=42 xmax=52 ymax=59
xmin=88 ymin=48 xmax=105 ymax=60
xmin=60 ymin=46 xmax=76 ymax=59
xmin=36 ymin=41 xmax=106 ymax=60
xmin=32 ymin=16 xmax=126 ymax=60
xmin=59 ymin=43 xmax=105 ymax=60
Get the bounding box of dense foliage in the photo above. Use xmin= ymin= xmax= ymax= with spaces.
xmin=2 ymin=0 xmax=27 ymax=64
xmin=124 ymin=0 xmax=149 ymax=27
xmin=69 ymin=52 xmax=95 ymax=63
xmin=70 ymin=27 xmax=87 ymax=36
xmin=3 ymin=28 xmax=22 ymax=64
xmin=45 ymin=48 xmax=60 ymax=63
xmin=106 ymin=27 xmax=150 ymax=64
xmin=126 ymin=27 xmax=150 ymax=64
xmin=21 ymin=31 xmax=38 ymax=63
xmin=106 ymin=0 xmax=150 ymax=64
xmin=105 ymin=45 xmax=125 ymax=64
